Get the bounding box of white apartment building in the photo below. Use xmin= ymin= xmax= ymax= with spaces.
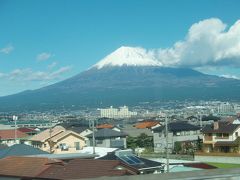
xmin=217 ymin=102 xmax=235 ymax=115
xmin=99 ymin=106 xmax=137 ymax=119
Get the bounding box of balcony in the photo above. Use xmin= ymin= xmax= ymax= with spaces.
xmin=215 ymin=136 xmax=229 ymax=140
xmin=204 ymin=136 xmax=213 ymax=141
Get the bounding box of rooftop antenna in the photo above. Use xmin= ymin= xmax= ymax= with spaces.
xmin=200 ymin=113 xmax=203 ymax=128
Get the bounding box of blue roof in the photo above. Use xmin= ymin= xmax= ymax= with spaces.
xmin=0 ymin=144 xmax=49 ymax=159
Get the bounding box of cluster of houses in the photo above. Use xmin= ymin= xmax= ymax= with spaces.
xmin=0 ymin=116 xmax=240 ymax=179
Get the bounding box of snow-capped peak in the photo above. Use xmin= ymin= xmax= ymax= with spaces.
xmin=93 ymin=46 xmax=162 ymax=69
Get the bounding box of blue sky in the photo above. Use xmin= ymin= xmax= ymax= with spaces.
xmin=0 ymin=0 xmax=240 ymax=96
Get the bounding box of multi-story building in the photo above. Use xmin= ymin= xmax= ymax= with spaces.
xmin=98 ymin=106 xmax=137 ymax=119
xmin=217 ymin=102 xmax=235 ymax=116
xmin=202 ymin=121 xmax=240 ymax=153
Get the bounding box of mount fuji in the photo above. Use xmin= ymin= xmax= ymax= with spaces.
xmin=1 ymin=46 xmax=240 ymax=111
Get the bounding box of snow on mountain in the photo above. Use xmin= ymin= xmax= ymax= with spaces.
xmin=93 ymin=46 xmax=162 ymax=69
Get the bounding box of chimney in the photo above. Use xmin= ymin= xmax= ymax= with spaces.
xmin=213 ymin=121 xmax=219 ymax=130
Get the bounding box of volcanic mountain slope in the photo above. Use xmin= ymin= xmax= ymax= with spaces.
xmin=0 ymin=46 xmax=240 ymax=111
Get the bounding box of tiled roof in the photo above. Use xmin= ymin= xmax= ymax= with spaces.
xmin=134 ymin=121 xmax=159 ymax=129
xmin=0 ymin=144 xmax=49 ymax=159
xmin=97 ymin=123 xmax=114 ymax=129
xmin=0 ymin=129 xmax=28 ymax=140
xmin=87 ymin=129 xmax=127 ymax=138
xmin=122 ymin=124 xmax=153 ymax=137
xmin=0 ymin=156 xmax=62 ymax=178
xmin=99 ymin=152 xmax=163 ymax=170
xmin=153 ymin=121 xmax=200 ymax=133
xmin=66 ymin=126 xmax=90 ymax=134
xmin=18 ymin=127 xmax=37 ymax=133
xmin=202 ymin=121 xmax=239 ymax=134
xmin=50 ymin=130 xmax=84 ymax=143
xmin=30 ymin=125 xmax=65 ymax=142
xmin=38 ymin=159 xmax=139 ymax=179
xmin=183 ymin=163 xmax=217 ymax=169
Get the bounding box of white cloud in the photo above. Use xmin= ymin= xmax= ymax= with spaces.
xmin=153 ymin=18 xmax=240 ymax=68
xmin=0 ymin=44 xmax=14 ymax=54
xmin=48 ymin=66 xmax=72 ymax=79
xmin=36 ymin=52 xmax=52 ymax=61
xmin=220 ymin=74 xmax=240 ymax=80
xmin=0 ymin=72 xmax=5 ymax=78
xmin=1 ymin=66 xmax=72 ymax=82
xmin=47 ymin=62 xmax=57 ymax=69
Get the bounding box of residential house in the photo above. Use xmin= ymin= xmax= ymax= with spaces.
xmin=30 ymin=126 xmax=86 ymax=154
xmin=202 ymin=121 xmax=240 ymax=153
xmin=0 ymin=156 xmax=63 ymax=180
xmin=96 ymin=123 xmax=121 ymax=132
xmin=39 ymin=159 xmax=139 ymax=179
xmin=134 ymin=120 xmax=160 ymax=129
xmin=153 ymin=121 xmax=201 ymax=153
xmin=0 ymin=144 xmax=49 ymax=159
xmin=87 ymin=128 xmax=127 ymax=149
xmin=122 ymin=124 xmax=153 ymax=138
xmin=99 ymin=149 xmax=164 ymax=174
xmin=0 ymin=156 xmax=139 ymax=179
xmin=61 ymin=123 xmax=93 ymax=140
xmin=97 ymin=123 xmax=114 ymax=129
xmin=0 ymin=129 xmax=28 ymax=146
xmin=18 ymin=127 xmax=39 ymax=136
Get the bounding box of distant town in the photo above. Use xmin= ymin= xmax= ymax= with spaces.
xmin=0 ymin=100 xmax=240 ymax=179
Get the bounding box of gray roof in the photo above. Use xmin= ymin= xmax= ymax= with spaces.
xmin=66 ymin=126 xmax=90 ymax=134
xmin=153 ymin=121 xmax=200 ymax=133
xmin=122 ymin=125 xmax=153 ymax=137
xmin=202 ymin=122 xmax=239 ymax=134
xmin=0 ymin=144 xmax=49 ymax=159
xmin=87 ymin=129 xmax=127 ymax=139
xmin=26 ymin=152 xmax=97 ymax=160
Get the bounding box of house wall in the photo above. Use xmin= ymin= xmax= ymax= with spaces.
xmin=203 ymin=127 xmax=240 ymax=143
xmin=87 ymin=137 xmax=126 ymax=148
xmin=154 ymin=130 xmax=201 ymax=153
xmin=53 ymin=134 xmax=86 ymax=153
xmin=32 ymin=134 xmax=86 ymax=153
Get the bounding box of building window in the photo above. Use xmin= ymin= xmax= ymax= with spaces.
xmin=235 ymin=132 xmax=239 ymax=137
xmin=60 ymin=143 xmax=69 ymax=151
xmin=96 ymin=140 xmax=103 ymax=144
xmin=223 ymin=133 xmax=229 ymax=138
xmin=74 ymin=142 xmax=80 ymax=150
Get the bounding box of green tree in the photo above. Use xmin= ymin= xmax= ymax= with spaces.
xmin=126 ymin=136 xmax=137 ymax=149
xmin=127 ymin=133 xmax=154 ymax=149
xmin=174 ymin=141 xmax=182 ymax=154
xmin=136 ymin=133 xmax=153 ymax=148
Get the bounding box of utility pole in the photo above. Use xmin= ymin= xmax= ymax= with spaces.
xmin=13 ymin=115 xmax=18 ymax=144
xmin=49 ymin=126 xmax=53 ymax=153
xmin=165 ymin=115 xmax=169 ymax=173
xmin=200 ymin=113 xmax=203 ymax=128
xmin=89 ymin=119 xmax=96 ymax=154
